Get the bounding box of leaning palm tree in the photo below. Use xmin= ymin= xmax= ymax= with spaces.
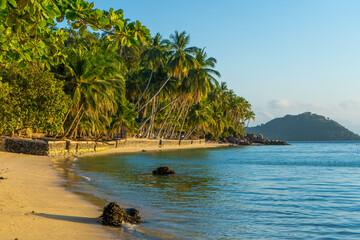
xmin=134 ymin=33 xmax=169 ymax=108
xmin=58 ymin=44 xmax=124 ymax=138
xmin=137 ymin=31 xmax=197 ymax=113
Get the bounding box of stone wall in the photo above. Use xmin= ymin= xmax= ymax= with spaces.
xmin=77 ymin=141 xmax=96 ymax=154
xmin=67 ymin=141 xmax=77 ymax=154
xmin=191 ymin=139 xmax=204 ymax=144
xmin=3 ymin=137 xmax=49 ymax=155
xmin=95 ymin=141 xmax=116 ymax=152
xmin=47 ymin=140 xmax=67 ymax=156
xmin=161 ymin=139 xmax=179 ymax=147
xmin=0 ymin=137 xmax=206 ymax=156
xmin=122 ymin=139 xmax=160 ymax=148
xmin=0 ymin=137 xmax=5 ymax=151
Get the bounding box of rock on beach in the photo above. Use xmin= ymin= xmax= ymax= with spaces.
xmin=152 ymin=166 xmax=176 ymax=175
xmin=100 ymin=202 xmax=142 ymax=226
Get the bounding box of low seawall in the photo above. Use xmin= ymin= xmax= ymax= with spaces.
xmin=0 ymin=137 xmax=205 ymax=156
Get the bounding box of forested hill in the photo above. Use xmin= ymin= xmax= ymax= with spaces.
xmin=248 ymin=112 xmax=360 ymax=141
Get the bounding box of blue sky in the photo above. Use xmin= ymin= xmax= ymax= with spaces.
xmin=90 ymin=0 xmax=360 ymax=134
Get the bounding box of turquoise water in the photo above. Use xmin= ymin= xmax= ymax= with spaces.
xmin=70 ymin=142 xmax=360 ymax=239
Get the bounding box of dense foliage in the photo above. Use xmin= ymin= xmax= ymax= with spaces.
xmin=248 ymin=112 xmax=360 ymax=141
xmin=0 ymin=65 xmax=69 ymax=135
xmin=0 ymin=0 xmax=255 ymax=140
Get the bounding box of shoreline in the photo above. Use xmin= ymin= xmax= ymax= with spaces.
xmin=70 ymin=141 xmax=232 ymax=158
xmin=0 ymin=142 xmax=231 ymax=239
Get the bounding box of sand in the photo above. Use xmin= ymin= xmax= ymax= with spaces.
xmin=0 ymin=152 xmax=113 ymax=240
xmin=0 ymin=142 xmax=229 ymax=239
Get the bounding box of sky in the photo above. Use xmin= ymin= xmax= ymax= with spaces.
xmin=89 ymin=0 xmax=360 ymax=134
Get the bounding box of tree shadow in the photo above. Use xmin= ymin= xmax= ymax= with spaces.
xmin=33 ymin=213 xmax=99 ymax=224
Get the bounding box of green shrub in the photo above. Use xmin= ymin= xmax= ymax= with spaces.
xmin=0 ymin=65 xmax=70 ymax=135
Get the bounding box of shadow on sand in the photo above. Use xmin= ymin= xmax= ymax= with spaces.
xmin=33 ymin=213 xmax=99 ymax=224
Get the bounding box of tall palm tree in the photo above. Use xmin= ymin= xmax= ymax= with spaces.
xmin=137 ymin=31 xmax=197 ymax=113
xmin=185 ymin=48 xmax=220 ymax=103
xmin=135 ymin=33 xmax=168 ymax=108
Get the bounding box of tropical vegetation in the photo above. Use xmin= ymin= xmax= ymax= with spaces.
xmin=0 ymin=0 xmax=255 ymax=141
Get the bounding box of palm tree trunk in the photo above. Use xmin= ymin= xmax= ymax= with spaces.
xmin=55 ymin=103 xmax=73 ymax=137
xmin=245 ymin=119 xmax=251 ymax=134
xmin=162 ymin=123 xmax=172 ymax=138
xmin=184 ymin=126 xmax=196 ymax=140
xmin=143 ymin=98 xmax=156 ymax=138
xmin=64 ymin=105 xmax=83 ymax=137
xmin=70 ymin=111 xmax=85 ymax=139
xmin=149 ymin=97 xmax=156 ymax=138
xmin=156 ymin=101 xmax=176 ymax=138
xmin=139 ymin=93 xmax=183 ymax=131
xmin=134 ymin=68 xmax=154 ymax=108
xmin=137 ymin=74 xmax=172 ymax=113
xmin=170 ymin=99 xmax=186 ymax=138
xmin=178 ymin=105 xmax=190 ymax=144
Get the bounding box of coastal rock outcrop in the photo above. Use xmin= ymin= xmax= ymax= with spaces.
xmin=100 ymin=202 xmax=142 ymax=226
xmin=152 ymin=166 xmax=176 ymax=175
xmin=224 ymin=134 xmax=288 ymax=146
xmin=245 ymin=134 xmax=288 ymax=145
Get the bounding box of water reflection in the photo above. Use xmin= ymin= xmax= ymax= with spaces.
xmin=67 ymin=142 xmax=360 ymax=240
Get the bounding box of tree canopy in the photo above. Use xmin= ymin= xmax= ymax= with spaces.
xmin=0 ymin=0 xmax=255 ymax=140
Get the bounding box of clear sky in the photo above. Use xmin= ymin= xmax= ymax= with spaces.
xmin=90 ymin=0 xmax=360 ymax=134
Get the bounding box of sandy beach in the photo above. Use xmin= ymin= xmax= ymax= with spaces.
xmin=0 ymin=142 xmax=228 ymax=239
xmin=0 ymin=151 xmax=113 ymax=240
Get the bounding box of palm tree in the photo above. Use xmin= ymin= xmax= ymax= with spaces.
xmin=56 ymin=43 xmax=124 ymax=138
xmin=134 ymin=33 xmax=168 ymax=108
xmin=186 ymin=48 xmax=220 ymax=103
xmin=110 ymin=101 xmax=139 ymax=137
xmin=137 ymin=31 xmax=197 ymax=113
xmin=187 ymin=100 xmax=214 ymax=140
xmin=244 ymin=109 xmax=255 ymax=134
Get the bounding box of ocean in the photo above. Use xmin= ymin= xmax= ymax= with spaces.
xmin=62 ymin=142 xmax=360 ymax=239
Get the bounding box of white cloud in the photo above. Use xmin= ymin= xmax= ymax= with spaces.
xmin=256 ymin=110 xmax=274 ymax=119
xmin=339 ymin=100 xmax=360 ymax=109
xmin=268 ymin=99 xmax=293 ymax=109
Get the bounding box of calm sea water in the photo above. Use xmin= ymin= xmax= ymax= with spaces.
xmin=68 ymin=142 xmax=360 ymax=239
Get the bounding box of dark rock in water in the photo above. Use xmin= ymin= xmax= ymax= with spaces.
xmin=100 ymin=202 xmax=142 ymax=226
xmin=126 ymin=208 xmax=140 ymax=217
xmin=152 ymin=166 xmax=176 ymax=175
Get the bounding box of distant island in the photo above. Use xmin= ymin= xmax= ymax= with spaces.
xmin=248 ymin=112 xmax=360 ymax=141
